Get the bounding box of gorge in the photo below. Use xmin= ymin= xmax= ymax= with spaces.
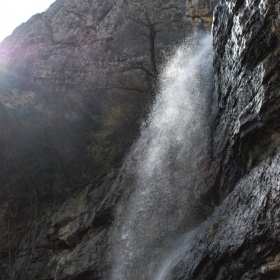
xmin=1 ymin=0 xmax=280 ymax=279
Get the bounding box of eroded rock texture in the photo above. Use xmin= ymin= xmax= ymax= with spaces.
xmin=163 ymin=0 xmax=280 ymax=279
xmin=6 ymin=0 xmax=277 ymax=277
xmin=211 ymin=0 xmax=280 ymax=201
xmin=0 ymin=0 xmax=217 ymax=279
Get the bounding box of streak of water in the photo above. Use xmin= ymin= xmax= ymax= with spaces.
xmin=154 ymin=229 xmax=197 ymax=280
xmin=111 ymin=33 xmax=213 ymax=280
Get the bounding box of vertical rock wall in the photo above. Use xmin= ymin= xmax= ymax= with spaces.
xmin=0 ymin=0 xmax=217 ymax=279
xmin=211 ymin=0 xmax=280 ymax=201
xmin=162 ymin=0 xmax=280 ymax=279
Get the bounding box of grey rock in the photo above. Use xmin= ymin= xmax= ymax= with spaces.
xmin=6 ymin=168 xmax=118 ymax=280
xmin=160 ymin=0 xmax=280 ymax=279
xmin=161 ymin=152 xmax=280 ymax=279
xmin=0 ymin=0 xmax=218 ymax=279
xmin=209 ymin=0 xmax=280 ymax=201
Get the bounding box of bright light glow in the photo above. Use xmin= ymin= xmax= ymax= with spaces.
xmin=0 ymin=0 xmax=56 ymax=43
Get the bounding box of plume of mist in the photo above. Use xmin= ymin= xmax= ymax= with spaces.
xmin=110 ymin=32 xmax=213 ymax=280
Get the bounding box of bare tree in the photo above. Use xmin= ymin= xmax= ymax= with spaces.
xmin=111 ymin=0 xmax=180 ymax=96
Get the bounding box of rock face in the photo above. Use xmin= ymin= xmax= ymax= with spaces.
xmin=0 ymin=0 xmax=211 ymax=200
xmin=0 ymin=0 xmax=218 ymax=279
xmin=5 ymin=171 xmax=119 ymax=280
xmin=160 ymin=0 xmax=280 ymax=279
xmin=211 ymin=0 xmax=280 ymax=201
xmin=160 ymin=153 xmax=280 ymax=279
xmin=7 ymin=0 xmax=280 ymax=278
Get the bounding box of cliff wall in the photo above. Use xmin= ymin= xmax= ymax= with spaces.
xmin=164 ymin=0 xmax=280 ymax=279
xmin=8 ymin=0 xmax=279 ymax=277
xmin=0 ymin=0 xmax=217 ymax=279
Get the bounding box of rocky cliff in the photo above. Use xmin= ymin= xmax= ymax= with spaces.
xmin=163 ymin=0 xmax=280 ymax=279
xmin=0 ymin=0 xmax=218 ymax=279
xmin=5 ymin=0 xmax=278 ymax=278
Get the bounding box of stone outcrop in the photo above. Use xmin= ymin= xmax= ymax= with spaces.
xmin=0 ymin=0 xmax=217 ymax=279
xmin=2 ymin=169 xmax=120 ymax=280
xmin=162 ymin=153 xmax=280 ymax=279
xmin=186 ymin=0 xmax=218 ymax=22
xmin=160 ymin=0 xmax=280 ymax=279
xmin=6 ymin=0 xmax=280 ymax=278
xmin=211 ymin=0 xmax=280 ymax=201
xmin=0 ymin=0 xmax=199 ymax=198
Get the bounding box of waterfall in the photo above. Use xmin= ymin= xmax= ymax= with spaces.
xmin=110 ymin=33 xmax=213 ymax=280
xmin=154 ymin=229 xmax=198 ymax=280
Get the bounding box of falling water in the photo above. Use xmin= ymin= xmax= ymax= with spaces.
xmin=111 ymin=33 xmax=213 ymax=280
xmin=154 ymin=229 xmax=198 ymax=280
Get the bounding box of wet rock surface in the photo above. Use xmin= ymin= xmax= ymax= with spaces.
xmin=4 ymin=0 xmax=278 ymax=278
xmin=163 ymin=152 xmax=280 ymax=280
xmin=3 ymin=169 xmax=119 ymax=280
xmin=211 ymin=0 xmax=280 ymax=200
xmin=163 ymin=0 xmax=280 ymax=279
xmin=0 ymin=0 xmax=216 ymax=279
